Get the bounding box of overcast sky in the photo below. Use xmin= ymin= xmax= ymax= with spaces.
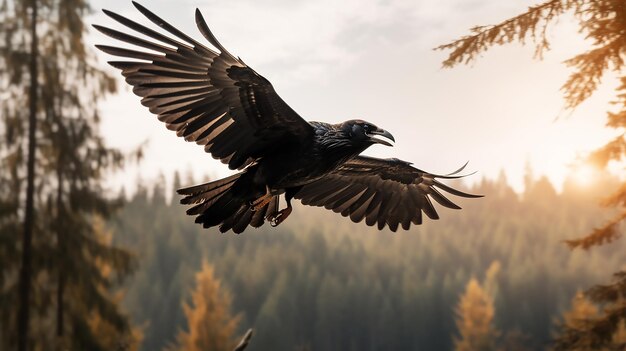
xmin=88 ymin=0 xmax=621 ymax=194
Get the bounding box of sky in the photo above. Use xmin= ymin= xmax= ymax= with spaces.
xmin=88 ymin=0 xmax=622 ymax=194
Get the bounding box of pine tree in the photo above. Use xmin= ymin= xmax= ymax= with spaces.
xmin=0 ymin=0 xmax=136 ymax=349
xmin=553 ymin=275 xmax=626 ymax=350
xmin=437 ymin=1 xmax=626 ymax=347
xmin=167 ymin=261 xmax=241 ymax=351
xmin=4 ymin=1 xmax=41 ymax=349
xmin=454 ymin=278 xmax=499 ymax=351
xmin=552 ymin=291 xmax=599 ymax=350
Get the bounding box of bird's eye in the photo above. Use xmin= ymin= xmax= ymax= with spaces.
xmin=363 ymin=124 xmax=370 ymax=132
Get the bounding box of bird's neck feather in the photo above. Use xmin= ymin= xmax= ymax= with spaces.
xmin=318 ymin=130 xmax=369 ymax=162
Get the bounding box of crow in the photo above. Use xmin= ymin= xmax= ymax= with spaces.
xmin=94 ymin=2 xmax=482 ymax=233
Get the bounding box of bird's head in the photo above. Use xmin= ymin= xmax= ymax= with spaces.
xmin=340 ymin=119 xmax=395 ymax=147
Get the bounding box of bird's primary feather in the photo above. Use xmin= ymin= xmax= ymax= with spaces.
xmin=295 ymin=156 xmax=482 ymax=232
xmin=94 ymin=1 xmax=313 ymax=171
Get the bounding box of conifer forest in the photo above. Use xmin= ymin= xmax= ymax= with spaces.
xmin=2 ymin=0 xmax=626 ymax=350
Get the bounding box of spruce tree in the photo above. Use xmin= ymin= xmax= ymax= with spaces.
xmin=553 ymin=274 xmax=626 ymax=350
xmin=437 ymin=1 xmax=626 ymax=347
xmin=454 ymin=278 xmax=499 ymax=351
xmin=438 ymin=0 xmax=625 ymax=247
xmin=0 ymin=0 xmax=136 ymax=349
xmin=167 ymin=261 xmax=241 ymax=351
xmin=552 ymin=291 xmax=599 ymax=350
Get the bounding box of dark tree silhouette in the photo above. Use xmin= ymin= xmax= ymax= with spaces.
xmin=14 ymin=1 xmax=38 ymax=350
xmin=1 ymin=0 xmax=138 ymax=349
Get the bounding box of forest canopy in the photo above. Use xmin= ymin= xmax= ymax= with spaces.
xmin=110 ymin=170 xmax=624 ymax=351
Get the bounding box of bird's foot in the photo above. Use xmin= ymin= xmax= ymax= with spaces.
xmin=268 ymin=206 xmax=292 ymax=227
xmin=250 ymin=193 xmax=274 ymax=211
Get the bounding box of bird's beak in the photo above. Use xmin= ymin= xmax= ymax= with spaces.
xmin=367 ymin=128 xmax=395 ymax=147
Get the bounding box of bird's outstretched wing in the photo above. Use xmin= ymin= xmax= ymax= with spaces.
xmin=94 ymin=2 xmax=313 ymax=170
xmin=294 ymin=156 xmax=482 ymax=231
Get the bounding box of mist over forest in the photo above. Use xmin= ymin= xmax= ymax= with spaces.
xmin=110 ymin=169 xmax=625 ymax=351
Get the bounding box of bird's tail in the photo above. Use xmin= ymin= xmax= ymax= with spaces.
xmin=177 ymin=172 xmax=278 ymax=233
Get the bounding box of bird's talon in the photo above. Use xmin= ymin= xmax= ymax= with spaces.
xmin=268 ymin=206 xmax=291 ymax=227
xmin=267 ymin=213 xmax=282 ymax=227
xmin=268 ymin=213 xmax=281 ymax=227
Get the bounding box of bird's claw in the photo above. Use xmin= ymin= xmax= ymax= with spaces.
xmin=268 ymin=207 xmax=292 ymax=227
xmin=269 ymin=214 xmax=284 ymax=227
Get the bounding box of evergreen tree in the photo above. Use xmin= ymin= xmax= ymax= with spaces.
xmin=437 ymin=0 xmax=626 ymax=347
xmin=0 ymin=0 xmax=136 ymax=349
xmin=114 ymin=173 xmax=621 ymax=350
xmin=552 ymin=291 xmax=599 ymax=350
xmin=166 ymin=260 xmax=241 ymax=351
xmin=553 ymin=274 xmax=626 ymax=350
xmin=2 ymin=1 xmax=41 ymax=349
xmin=454 ymin=278 xmax=499 ymax=351
xmin=438 ymin=0 xmax=626 ymax=247
xmin=563 ymin=292 xmax=599 ymax=329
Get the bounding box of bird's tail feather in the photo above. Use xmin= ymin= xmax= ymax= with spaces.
xmin=177 ymin=172 xmax=276 ymax=233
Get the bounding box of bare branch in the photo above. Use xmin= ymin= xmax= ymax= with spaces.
xmin=233 ymin=329 xmax=253 ymax=351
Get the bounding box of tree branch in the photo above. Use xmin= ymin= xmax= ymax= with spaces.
xmin=564 ymin=212 xmax=626 ymax=249
xmin=435 ymin=0 xmax=566 ymax=67
xmin=233 ymin=329 xmax=253 ymax=351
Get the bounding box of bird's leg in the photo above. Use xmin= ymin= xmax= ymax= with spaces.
xmin=250 ymin=186 xmax=274 ymax=211
xmin=268 ymin=197 xmax=293 ymax=227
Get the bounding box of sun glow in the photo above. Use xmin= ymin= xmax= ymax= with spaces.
xmin=571 ymin=163 xmax=596 ymax=187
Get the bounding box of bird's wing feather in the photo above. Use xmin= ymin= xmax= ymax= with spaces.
xmin=95 ymin=2 xmax=313 ymax=170
xmin=294 ymin=156 xmax=482 ymax=231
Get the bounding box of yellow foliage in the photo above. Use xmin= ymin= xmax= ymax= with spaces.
xmin=561 ymin=292 xmax=598 ymax=331
xmin=483 ymin=261 xmax=501 ymax=299
xmin=612 ymin=320 xmax=626 ymax=345
xmin=167 ymin=260 xmax=240 ymax=351
xmin=551 ymin=291 xmax=620 ymax=351
xmin=454 ymin=278 xmax=499 ymax=351
xmin=87 ymin=310 xmax=143 ymax=351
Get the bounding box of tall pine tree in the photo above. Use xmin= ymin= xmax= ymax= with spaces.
xmin=0 ymin=0 xmax=137 ymax=349
xmin=167 ymin=261 xmax=241 ymax=351
xmin=454 ymin=278 xmax=499 ymax=351
xmin=437 ymin=1 xmax=626 ymax=347
xmin=552 ymin=291 xmax=599 ymax=350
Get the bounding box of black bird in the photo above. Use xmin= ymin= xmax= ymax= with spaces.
xmin=95 ymin=2 xmax=482 ymax=233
